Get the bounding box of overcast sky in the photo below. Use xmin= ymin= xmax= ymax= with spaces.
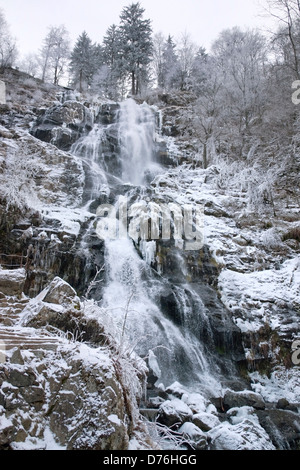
xmin=0 ymin=0 xmax=277 ymax=58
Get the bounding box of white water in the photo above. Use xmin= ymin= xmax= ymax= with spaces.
xmin=70 ymin=98 xmax=225 ymax=395
xmin=71 ymin=124 xmax=109 ymax=204
xmin=101 ymin=237 xmax=222 ymax=394
xmin=118 ymin=98 xmax=157 ymax=186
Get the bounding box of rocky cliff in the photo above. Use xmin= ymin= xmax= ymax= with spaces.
xmin=0 ymin=68 xmax=299 ymax=451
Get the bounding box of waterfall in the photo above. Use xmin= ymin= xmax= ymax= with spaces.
xmin=101 ymin=237 xmax=222 ymax=394
xmin=71 ymin=124 xmax=109 ymax=206
xmin=118 ymin=98 xmax=156 ymax=186
xmin=70 ymin=98 xmax=238 ymax=397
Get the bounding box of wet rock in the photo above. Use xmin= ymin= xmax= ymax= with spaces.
xmin=276 ymin=398 xmax=298 ymax=412
xmin=256 ymin=409 xmax=300 ymax=450
xmin=97 ymin=103 xmax=120 ymax=125
xmin=31 ymin=101 xmax=93 ymax=151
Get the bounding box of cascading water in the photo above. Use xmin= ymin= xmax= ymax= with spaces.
xmin=101 ymin=237 xmax=221 ymax=393
xmin=71 ymin=124 xmax=110 ymax=206
xmin=70 ymin=97 xmax=239 ymax=398
xmin=118 ymin=98 xmax=161 ymax=186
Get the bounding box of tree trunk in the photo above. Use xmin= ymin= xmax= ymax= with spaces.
xmin=54 ymin=65 xmax=58 ymax=85
xmin=203 ymin=141 xmax=208 ymax=169
xmin=79 ymin=69 xmax=83 ymax=93
xmin=131 ymin=71 xmax=136 ymax=95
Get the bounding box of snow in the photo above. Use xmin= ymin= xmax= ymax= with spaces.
xmin=44 ymin=427 xmax=66 ymax=450
xmin=72 ymin=343 xmax=112 ymax=370
xmin=219 ymin=256 xmax=300 ymax=332
xmin=41 ymin=205 xmax=92 ymax=237
xmin=208 ymin=418 xmax=276 ymax=450
xmin=148 ymin=350 xmax=161 ymax=379
xmin=250 ymin=368 xmax=300 ymax=405
xmin=108 ymin=414 xmax=121 ymax=426
xmin=0 ymin=414 xmax=13 ymax=430
xmin=181 ymin=392 xmax=207 ymax=414
xmin=160 ymin=398 xmax=193 ymax=420
xmin=11 ymin=428 xmax=66 ymax=451
xmin=178 ymin=421 xmax=206 ymax=440
xmin=0 ymin=268 xmax=26 ymax=283
xmin=192 ymin=411 xmax=220 ymax=429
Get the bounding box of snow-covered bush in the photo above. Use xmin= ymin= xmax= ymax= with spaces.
xmin=1 ymin=145 xmax=39 ymax=210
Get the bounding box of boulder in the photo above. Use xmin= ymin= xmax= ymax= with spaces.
xmin=156 ymin=398 xmax=193 ymax=429
xmin=47 ymin=343 xmax=130 ymax=450
xmin=178 ymin=422 xmax=208 ymax=450
xmin=41 ymin=277 xmax=78 ymax=305
xmin=0 ymin=268 xmax=26 ymax=297
xmin=192 ymin=412 xmax=221 ymax=432
xmin=276 ymin=398 xmax=298 ymax=412
xmin=223 ymin=389 xmax=266 ymax=411
xmin=31 ymin=101 xmax=93 ymax=151
xmin=208 ymin=418 xmax=275 ymax=450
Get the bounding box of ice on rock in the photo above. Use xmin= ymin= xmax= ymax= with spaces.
xmin=208 ymin=418 xmax=276 ymax=451
xmin=178 ymin=422 xmax=207 ymax=450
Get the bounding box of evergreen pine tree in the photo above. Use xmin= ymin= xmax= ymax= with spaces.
xmin=160 ymin=35 xmax=179 ymax=90
xmin=119 ymin=2 xmax=153 ymax=95
xmin=70 ymin=31 xmax=99 ymax=92
xmin=101 ymin=24 xmax=125 ymax=98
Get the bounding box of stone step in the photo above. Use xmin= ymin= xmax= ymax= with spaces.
xmin=0 ymin=327 xmax=62 ymax=353
xmin=0 ymin=295 xmax=30 ymax=326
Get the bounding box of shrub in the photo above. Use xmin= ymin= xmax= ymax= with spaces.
xmin=282 ymin=227 xmax=300 ymax=243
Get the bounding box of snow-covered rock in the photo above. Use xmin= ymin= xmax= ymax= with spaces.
xmin=208 ymin=418 xmax=275 ymax=451
xmin=157 ymin=398 xmax=193 ymax=428
xmin=0 ymin=268 xmax=26 ymax=297
xmin=178 ymin=422 xmax=207 ymax=450
xmin=223 ymin=389 xmax=266 ymax=411
xmin=192 ymin=412 xmax=221 ymax=431
xmin=0 ymin=277 xmax=152 ymax=450
xmin=40 ymin=277 xmax=79 ymax=306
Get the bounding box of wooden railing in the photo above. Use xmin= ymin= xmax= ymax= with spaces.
xmin=0 ymin=253 xmax=28 ymax=269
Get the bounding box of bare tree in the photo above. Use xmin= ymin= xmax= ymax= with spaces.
xmin=212 ymin=27 xmax=268 ymax=154
xmin=265 ymin=0 xmax=300 ymax=78
xmin=18 ymin=53 xmax=40 ymax=78
xmin=40 ymin=25 xmax=70 ymax=84
xmin=176 ymin=32 xmax=197 ymax=90
xmin=0 ymin=8 xmax=18 ymax=70
xmin=151 ymin=31 xmax=166 ymax=88
xmin=191 ymin=59 xmax=224 ymax=168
